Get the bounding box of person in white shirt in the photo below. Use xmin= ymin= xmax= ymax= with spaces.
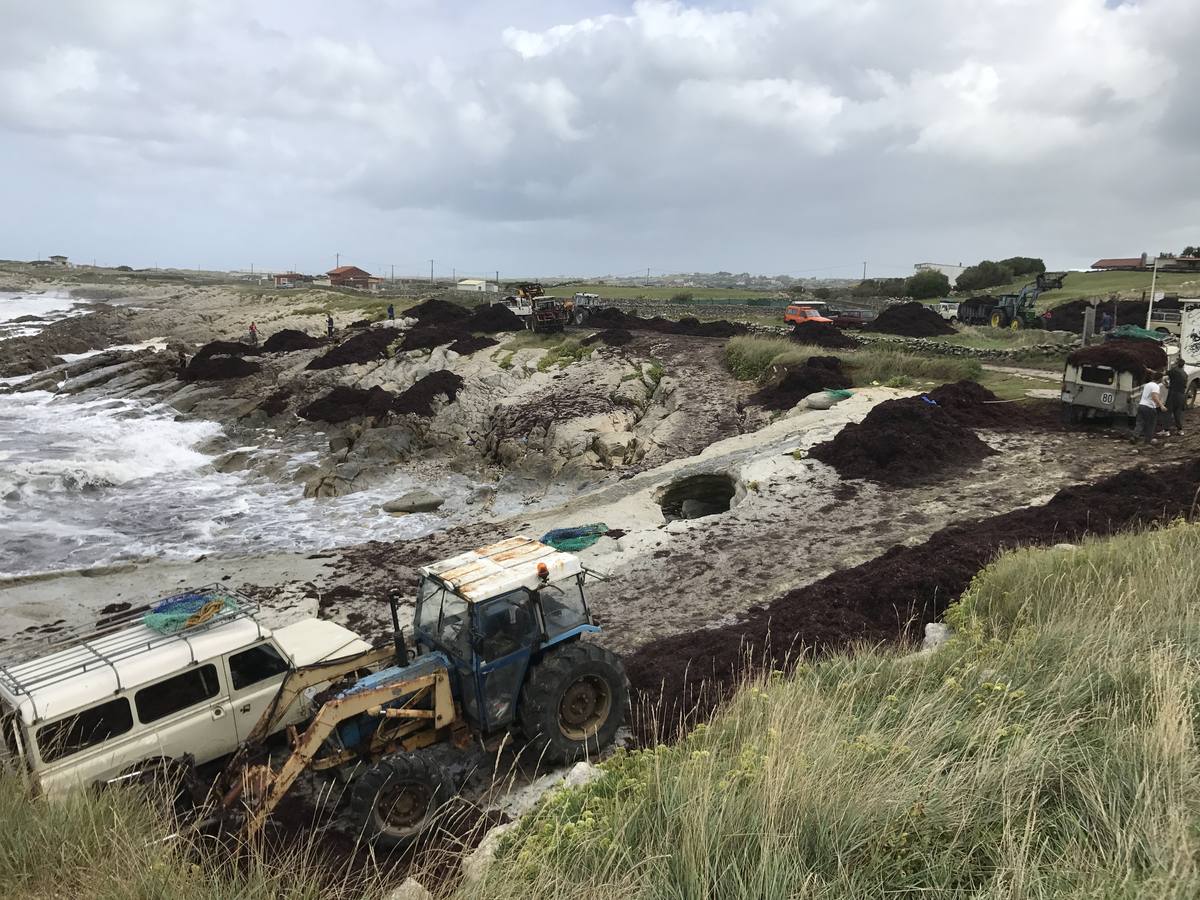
xmin=1132 ymin=374 xmax=1167 ymax=444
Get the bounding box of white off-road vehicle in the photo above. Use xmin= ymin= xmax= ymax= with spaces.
xmin=0 ymin=588 xmax=372 ymax=797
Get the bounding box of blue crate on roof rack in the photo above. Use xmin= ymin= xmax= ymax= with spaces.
xmin=142 ymin=587 xmax=242 ymax=635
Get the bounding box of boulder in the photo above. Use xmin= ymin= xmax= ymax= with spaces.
xmin=383 ymin=878 xmax=433 ymax=900
xmin=594 ymin=431 xmax=634 ymax=465
xmin=462 ymin=822 xmax=516 ymax=885
xmin=382 ymin=489 xmax=445 ymax=514
xmin=922 ymin=622 xmax=953 ymax=653
xmin=804 ymin=391 xmax=836 ymax=410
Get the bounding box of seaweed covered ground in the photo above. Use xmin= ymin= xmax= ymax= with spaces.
xmin=625 ymin=458 xmax=1200 ymax=741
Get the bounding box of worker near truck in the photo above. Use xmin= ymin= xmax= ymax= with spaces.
xmin=1167 ymin=357 xmax=1187 ymax=435
xmin=1133 ymin=373 xmax=1167 ymax=444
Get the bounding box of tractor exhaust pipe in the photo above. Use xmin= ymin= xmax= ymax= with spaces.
xmin=388 ymin=589 xmax=409 ymax=666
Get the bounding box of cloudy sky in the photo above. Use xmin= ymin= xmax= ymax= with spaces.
xmin=0 ymin=0 xmax=1197 ymax=279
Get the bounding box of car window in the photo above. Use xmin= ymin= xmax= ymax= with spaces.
xmin=539 ymin=583 xmax=590 ymax=637
xmin=476 ymin=591 xmax=536 ymax=662
xmin=438 ymin=592 xmax=472 ymax=659
xmin=229 ymin=644 xmax=290 ymax=690
xmin=135 ymin=664 xmax=220 ymax=724
xmin=37 ymin=697 xmax=133 ymax=763
xmin=414 ymin=577 xmax=444 ymax=633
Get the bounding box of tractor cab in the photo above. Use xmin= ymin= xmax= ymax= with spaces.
xmin=411 ymin=538 xmax=600 ymax=734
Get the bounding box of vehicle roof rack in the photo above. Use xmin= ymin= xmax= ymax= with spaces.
xmin=0 ymin=585 xmax=262 ymax=721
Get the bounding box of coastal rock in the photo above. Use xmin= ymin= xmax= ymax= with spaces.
xmin=301 ymin=461 xmax=391 ymax=498
xmin=461 ymin=822 xmax=516 ymax=885
xmin=383 ymin=879 xmax=433 ymax=900
xmin=382 ymin=489 xmax=445 ymax=514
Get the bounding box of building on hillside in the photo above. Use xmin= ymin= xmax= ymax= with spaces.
xmin=49 ymin=255 xmax=69 ymax=266
xmin=273 ymin=272 xmax=310 ymax=288
xmin=1158 ymin=256 xmax=1200 ymax=274
xmin=456 ymin=278 xmax=499 ymax=293
xmin=1091 ymin=254 xmax=1149 ymax=271
xmin=327 ymin=265 xmax=375 ymax=289
xmin=913 ymin=262 xmax=965 ymax=286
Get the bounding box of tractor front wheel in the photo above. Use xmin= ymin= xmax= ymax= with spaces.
xmin=350 ymin=753 xmax=452 ymax=849
xmin=519 ymin=643 xmax=628 ymax=764
xmin=1010 ymin=318 xmax=1023 ymax=331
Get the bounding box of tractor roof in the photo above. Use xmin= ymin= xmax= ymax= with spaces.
xmin=420 ymin=537 xmax=582 ymax=603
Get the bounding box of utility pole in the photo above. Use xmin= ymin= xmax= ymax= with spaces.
xmin=862 ymin=261 xmax=867 ymax=280
xmin=429 ymin=259 xmax=434 ymax=284
xmin=391 ymin=264 xmax=394 ymax=284
xmin=647 ymin=267 xmax=651 ymax=282
xmin=452 ymin=267 xmax=456 ymax=282
xmin=495 ymin=270 xmax=500 ymax=286
xmin=1145 ymin=255 xmax=1161 ymax=329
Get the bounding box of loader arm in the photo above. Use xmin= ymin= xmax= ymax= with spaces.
xmin=239 ymin=667 xmax=455 ymax=841
xmin=246 ymin=646 xmax=396 ymax=746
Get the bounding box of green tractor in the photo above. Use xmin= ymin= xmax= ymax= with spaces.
xmin=988 ymin=272 xmax=1065 ymax=330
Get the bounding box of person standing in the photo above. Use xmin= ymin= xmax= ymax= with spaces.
xmin=1166 ymin=357 xmax=1188 ymax=435
xmin=326 ymin=313 xmax=334 ymax=337
xmin=1133 ymin=373 xmax=1167 ymax=444
xmin=387 ymin=302 xmax=395 ymax=321
xmin=248 ymin=321 xmax=258 ymax=346
xmin=1100 ymin=309 xmax=1114 ymax=332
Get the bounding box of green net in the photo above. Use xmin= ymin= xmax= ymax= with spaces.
xmin=826 ymin=389 xmax=853 ymax=400
xmin=142 ymin=589 xmax=241 ymax=635
xmin=1109 ymin=325 xmax=1167 ymax=343
xmin=539 ymin=524 xmax=610 ymax=552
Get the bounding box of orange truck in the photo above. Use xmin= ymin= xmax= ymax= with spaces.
xmin=784 ymin=304 xmax=833 ymax=326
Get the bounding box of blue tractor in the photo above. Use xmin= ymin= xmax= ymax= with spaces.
xmin=229 ymin=537 xmax=627 ymax=848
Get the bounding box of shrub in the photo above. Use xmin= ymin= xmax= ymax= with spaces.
xmin=671 ymin=291 xmax=695 ymax=303
xmin=956 ymin=260 xmax=1014 ymax=292
xmin=903 ymin=270 xmax=951 ymax=300
xmin=997 ymin=256 xmax=1046 ymax=277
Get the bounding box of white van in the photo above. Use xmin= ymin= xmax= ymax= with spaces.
xmin=0 ymin=596 xmax=372 ymax=796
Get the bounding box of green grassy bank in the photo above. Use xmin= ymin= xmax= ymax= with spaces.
xmin=462 ymin=520 xmax=1200 ymax=899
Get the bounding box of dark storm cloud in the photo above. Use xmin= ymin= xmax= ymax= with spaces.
xmin=0 ymin=0 xmax=1197 ymax=276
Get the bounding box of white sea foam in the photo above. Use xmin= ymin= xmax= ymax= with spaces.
xmin=0 ymin=291 xmax=90 ymax=340
xmin=0 ymin=390 xmax=481 ymax=577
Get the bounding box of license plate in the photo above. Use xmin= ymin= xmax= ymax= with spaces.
xmin=1101 ymin=392 xmax=1114 ymax=405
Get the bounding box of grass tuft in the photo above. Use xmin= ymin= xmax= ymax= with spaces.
xmin=724 ymin=335 xmax=981 ymax=386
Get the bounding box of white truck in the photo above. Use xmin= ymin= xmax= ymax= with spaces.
xmin=934 ymin=301 xmax=960 ymax=323
xmin=1060 ymin=303 xmax=1200 ymax=424
xmin=0 ymin=590 xmax=375 ymax=797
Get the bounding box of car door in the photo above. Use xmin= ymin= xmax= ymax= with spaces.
xmin=127 ymin=662 xmax=239 ymax=765
xmin=473 ymin=590 xmax=539 ymax=731
xmin=225 ymin=642 xmax=294 ymax=741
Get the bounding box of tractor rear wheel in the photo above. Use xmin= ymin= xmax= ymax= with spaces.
xmin=519 ymin=643 xmax=628 ymax=764
xmin=350 ymin=753 xmax=452 ymax=849
xmin=990 ymin=311 xmax=1007 ymax=328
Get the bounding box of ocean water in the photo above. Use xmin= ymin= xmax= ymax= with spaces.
xmin=0 ymin=290 xmax=89 ymax=339
xmin=0 ymin=390 xmax=481 ymax=577
xmin=0 ymin=296 xmax=485 ymax=577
